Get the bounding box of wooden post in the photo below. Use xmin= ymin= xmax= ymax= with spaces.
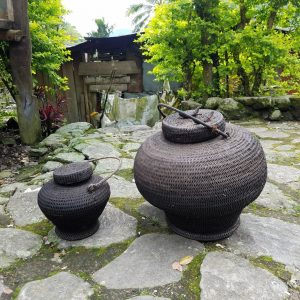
xmin=9 ymin=0 xmax=41 ymax=144
xmin=61 ymin=61 xmax=79 ymax=122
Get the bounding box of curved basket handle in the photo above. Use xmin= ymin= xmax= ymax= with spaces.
xmin=157 ymin=103 xmax=229 ymax=139
xmin=87 ymin=156 xmax=122 ymax=193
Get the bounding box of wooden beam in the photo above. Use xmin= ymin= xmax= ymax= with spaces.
xmin=0 ymin=19 xmax=13 ymax=30
xmin=84 ymin=76 xmax=130 ymax=85
xmin=61 ymin=61 xmax=79 ymax=122
xmin=89 ymin=84 xmax=128 ymax=92
xmin=0 ymin=29 xmax=22 ymax=41
xmin=78 ymin=61 xmax=139 ymax=76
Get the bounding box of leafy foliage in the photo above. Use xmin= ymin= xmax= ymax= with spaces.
xmin=127 ymin=0 xmax=167 ymax=32
xmin=87 ymin=18 xmax=114 ymax=38
xmin=138 ymin=0 xmax=300 ymax=97
xmin=28 ymin=0 xmax=72 ymax=89
xmin=0 ymin=0 xmax=72 ymax=96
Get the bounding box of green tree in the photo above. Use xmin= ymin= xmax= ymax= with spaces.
xmin=63 ymin=22 xmax=84 ymax=46
xmin=29 ymin=0 xmax=72 ymax=88
xmin=138 ymin=0 xmax=300 ymax=98
xmin=87 ymin=18 xmax=114 ymax=38
xmin=0 ymin=0 xmax=72 ymax=93
xmin=127 ymin=0 xmax=166 ymax=32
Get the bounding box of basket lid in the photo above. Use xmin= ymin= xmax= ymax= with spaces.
xmin=53 ymin=162 xmax=93 ymax=185
xmin=162 ymin=109 xmax=226 ymax=143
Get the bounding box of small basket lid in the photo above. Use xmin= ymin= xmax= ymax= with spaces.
xmin=162 ymin=109 xmax=226 ymax=143
xmin=53 ymin=162 xmax=93 ymax=185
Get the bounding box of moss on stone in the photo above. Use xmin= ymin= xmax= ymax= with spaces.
xmin=19 ymin=220 xmax=53 ymax=236
xmin=117 ymin=169 xmax=134 ymax=182
xmin=250 ymin=256 xmax=291 ymax=283
xmin=181 ymin=252 xmax=206 ymax=298
xmin=15 ymin=165 xmax=43 ymax=182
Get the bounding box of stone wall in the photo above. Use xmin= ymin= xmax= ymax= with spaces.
xmin=182 ymin=95 xmax=300 ymax=121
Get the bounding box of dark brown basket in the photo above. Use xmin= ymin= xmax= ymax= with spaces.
xmin=38 ymin=175 xmax=110 ymax=240
xmin=134 ymin=111 xmax=267 ymax=241
xmin=53 ymin=162 xmax=93 ymax=185
xmin=162 ymin=109 xmax=225 ymax=143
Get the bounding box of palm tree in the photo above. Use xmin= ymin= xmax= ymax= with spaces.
xmin=127 ymin=0 xmax=166 ymax=32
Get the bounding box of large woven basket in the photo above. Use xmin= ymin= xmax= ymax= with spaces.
xmin=134 ymin=106 xmax=267 ymax=241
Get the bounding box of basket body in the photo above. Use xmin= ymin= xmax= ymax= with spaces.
xmin=38 ymin=163 xmax=110 ymax=240
xmin=134 ymin=121 xmax=267 ymax=241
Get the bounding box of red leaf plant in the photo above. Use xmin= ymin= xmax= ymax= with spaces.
xmin=35 ymin=86 xmax=66 ymax=136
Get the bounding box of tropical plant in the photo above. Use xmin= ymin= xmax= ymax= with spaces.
xmin=35 ymin=86 xmax=65 ymax=136
xmin=127 ymin=0 xmax=167 ymax=32
xmin=87 ymin=18 xmax=114 ymax=38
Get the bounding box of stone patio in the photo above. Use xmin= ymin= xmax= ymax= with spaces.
xmin=0 ymin=120 xmax=299 ymax=299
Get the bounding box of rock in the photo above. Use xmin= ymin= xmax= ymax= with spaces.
xmin=123 ymin=143 xmax=141 ymax=152
xmin=0 ymin=196 xmax=9 ymax=205
xmin=260 ymin=140 xmax=282 ymax=150
xmin=138 ymin=203 xmax=167 ymax=227
xmin=273 ymin=96 xmax=291 ymax=111
xmin=120 ymin=125 xmax=151 ymax=133
xmin=222 ymin=214 xmax=300 ymax=268
xmin=0 ymin=182 xmax=29 ymax=196
xmin=0 ymin=170 xmax=13 ymax=180
xmin=275 ymin=144 xmax=295 ymax=151
xmin=218 ymin=98 xmax=248 ymax=119
xmin=17 ymin=272 xmax=93 ymax=300
xmin=7 ymin=189 xmax=46 ymax=226
xmin=268 ymin=164 xmax=300 ymax=191
xmin=181 ymin=100 xmax=202 ymax=110
xmin=130 ymin=130 xmax=158 ymax=143
xmin=52 ymin=152 xmax=86 ymax=163
xmin=200 ymin=252 xmax=288 ymax=300
xmin=292 ymin=138 xmax=300 ymax=144
xmin=48 ymin=204 xmax=137 ymax=249
xmin=0 ymin=205 xmax=10 ymax=226
xmin=255 ymin=182 xmax=296 ymax=210
xmin=269 ymin=109 xmax=282 ymax=121
xmin=56 ymin=122 xmax=92 ymax=136
xmin=40 ymin=134 xmax=68 ymax=148
xmin=29 ymin=147 xmax=48 ymax=157
xmin=255 ymin=130 xmax=289 ymax=139
xmin=74 ymin=141 xmax=120 ymax=159
xmin=108 ymin=95 xmax=160 ymax=127
xmin=92 ymin=233 xmax=203 ymax=289
xmin=42 ymin=161 xmax=64 ymax=173
xmin=94 ymin=158 xmax=134 ymax=175
xmin=108 ymin=176 xmax=141 ymax=199
xmin=236 ymin=96 xmax=273 ymax=110
xmin=127 ymin=297 xmax=170 ymax=300
xmin=0 ymin=280 xmax=4 ymax=297
xmin=0 ymin=228 xmax=42 ymax=268
xmin=205 ymin=97 xmax=222 ymax=109
xmin=1 ymin=137 xmax=16 ymax=145
xmin=29 ymin=172 xmax=53 ymax=185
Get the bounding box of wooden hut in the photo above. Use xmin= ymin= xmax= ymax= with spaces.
xmin=60 ymin=34 xmax=144 ymax=122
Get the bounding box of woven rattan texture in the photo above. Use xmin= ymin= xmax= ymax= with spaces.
xmin=55 ymin=220 xmax=100 ymax=241
xmin=162 ymin=109 xmax=226 ymax=143
xmin=38 ymin=175 xmax=110 ymax=236
xmin=53 ymin=162 xmax=93 ymax=185
xmin=134 ymin=123 xmax=267 ymax=238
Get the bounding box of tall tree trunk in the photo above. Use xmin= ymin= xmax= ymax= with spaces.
xmin=252 ymin=66 xmax=263 ymax=95
xmin=9 ymin=0 xmax=41 ymax=144
xmin=233 ymin=50 xmax=251 ymax=96
xmin=194 ymin=0 xmax=219 ymax=99
xmin=211 ymin=52 xmax=220 ymax=96
xmin=225 ymin=50 xmax=230 ymax=97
